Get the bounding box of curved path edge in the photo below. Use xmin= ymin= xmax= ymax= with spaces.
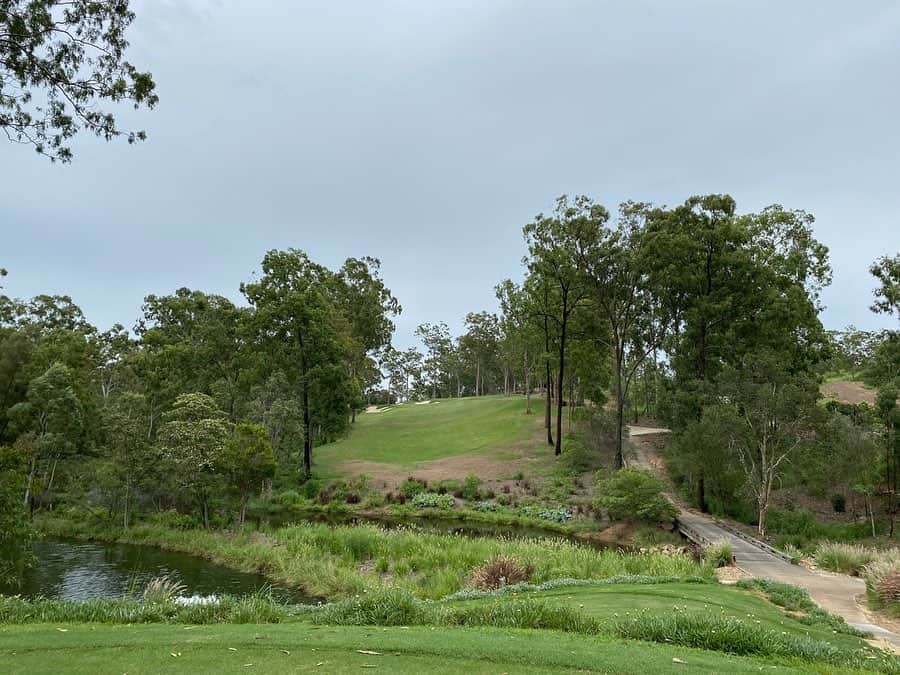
xmin=626 ymin=425 xmax=900 ymax=651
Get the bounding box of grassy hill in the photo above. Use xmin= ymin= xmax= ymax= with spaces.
xmin=314 ymin=395 xmax=552 ymax=483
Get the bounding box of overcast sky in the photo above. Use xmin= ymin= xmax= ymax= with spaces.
xmin=3 ymin=0 xmax=898 ymax=348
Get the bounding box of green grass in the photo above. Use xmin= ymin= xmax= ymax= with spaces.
xmin=314 ymin=395 xmax=541 ymax=474
xmin=449 ymin=582 xmax=868 ymax=647
xmin=0 ymin=622 xmax=875 ymax=674
xmin=37 ymin=515 xmax=713 ymax=600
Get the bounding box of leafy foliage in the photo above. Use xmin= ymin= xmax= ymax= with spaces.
xmin=595 ymin=468 xmax=676 ymax=524
xmin=0 ymin=0 xmax=158 ymax=161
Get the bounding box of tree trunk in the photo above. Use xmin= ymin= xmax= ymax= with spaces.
xmin=613 ymin=343 xmax=625 ymax=469
xmin=239 ymin=495 xmax=248 ymax=529
xmin=555 ymin=314 xmax=567 ymax=456
xmin=23 ymin=456 xmax=36 ymax=507
xmin=524 ymin=349 xmax=532 ymax=414
xmin=757 ymin=497 xmax=768 ymax=537
xmin=123 ymin=483 xmax=130 ymax=530
xmin=302 ymin=379 xmax=312 ymax=480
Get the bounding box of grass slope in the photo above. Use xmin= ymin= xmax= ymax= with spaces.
xmin=0 ymin=623 xmax=861 ymax=674
xmin=315 ymin=395 xmax=540 ymax=475
xmin=450 ymin=582 xmax=868 ymax=652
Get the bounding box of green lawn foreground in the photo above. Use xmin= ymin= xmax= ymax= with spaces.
xmin=449 ymin=582 xmax=871 ymax=654
xmin=314 ymin=395 xmax=540 ymax=474
xmin=0 ymin=622 xmax=860 ymax=674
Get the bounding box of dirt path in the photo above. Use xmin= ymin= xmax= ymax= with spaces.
xmin=627 ymin=425 xmax=900 ymax=650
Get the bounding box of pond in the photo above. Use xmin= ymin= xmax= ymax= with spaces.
xmin=2 ymin=539 xmax=314 ymax=604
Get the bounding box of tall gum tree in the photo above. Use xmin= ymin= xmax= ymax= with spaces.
xmin=575 ymin=200 xmax=668 ymax=468
xmin=241 ymin=249 xmax=351 ymax=479
xmin=523 ymin=196 xmax=595 ymax=455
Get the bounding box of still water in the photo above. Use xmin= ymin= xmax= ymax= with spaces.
xmin=3 ymin=539 xmax=313 ymax=603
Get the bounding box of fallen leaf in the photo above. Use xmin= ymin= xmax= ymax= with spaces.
xmin=316 ymin=662 xmax=324 ymax=667
xmin=228 ymin=648 xmax=238 ymax=652
xmin=170 ymin=653 xmax=178 ymax=658
xmin=672 ymin=657 xmax=687 ymax=664
xmin=356 ymin=650 xmax=382 ymax=655
xmin=243 ymin=664 xmax=253 ymax=667
xmin=280 ymin=649 xmax=291 ymax=655
xmin=56 ymin=628 xmax=68 ymax=632
xmin=361 ymin=666 xmax=376 ymax=669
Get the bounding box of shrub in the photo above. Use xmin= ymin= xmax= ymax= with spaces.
xmin=594 ymin=469 xmax=676 ymax=524
xmin=520 ymin=505 xmax=572 ymax=524
xmin=703 ymin=539 xmax=734 ymax=567
xmin=400 ymin=478 xmax=426 ymax=499
xmin=301 ymin=480 xmax=322 ymax=500
xmin=461 ymin=473 xmax=482 ymax=501
xmin=473 ymin=500 xmax=499 ymax=512
xmin=470 ymin=556 xmax=534 ymax=590
xmin=411 ymin=492 xmax=455 ymax=510
xmin=317 ymin=476 xmax=370 ymax=505
xmin=513 ymin=470 xmax=525 ymax=481
xmin=815 ymin=542 xmax=874 ymax=576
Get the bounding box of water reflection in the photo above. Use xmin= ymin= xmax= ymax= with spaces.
xmin=2 ymin=539 xmax=311 ymax=603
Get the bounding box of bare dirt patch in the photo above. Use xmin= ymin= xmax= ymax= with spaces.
xmin=821 ymin=380 xmax=877 ymax=406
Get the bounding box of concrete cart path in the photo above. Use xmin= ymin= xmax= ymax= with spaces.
xmin=627 ymin=425 xmax=900 ymax=649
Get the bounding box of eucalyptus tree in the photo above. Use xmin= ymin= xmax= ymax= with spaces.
xmin=1 ymin=0 xmax=157 ymax=161
xmin=136 ymin=289 xmax=250 ymax=421
xmin=8 ymin=362 xmax=83 ymax=507
xmin=416 ymin=322 xmax=452 ymax=399
xmin=99 ymin=391 xmax=153 ymax=529
xmin=241 ymin=249 xmax=351 ymax=479
xmin=460 ymin=312 xmax=500 ymax=397
xmin=335 ymin=257 xmax=401 ymax=421
xmin=575 ymin=200 xmax=667 ymax=468
xmin=646 ymin=196 xmax=830 ymax=510
xmin=523 ymin=196 xmax=595 ymax=455
xmin=710 ymin=352 xmax=820 ymax=536
xmin=222 ymin=423 xmax=276 ymax=528
xmin=158 ymin=392 xmax=230 ymax=529
xmin=870 ymin=254 xmax=900 ymax=320
xmin=496 ymin=280 xmax=543 ymax=413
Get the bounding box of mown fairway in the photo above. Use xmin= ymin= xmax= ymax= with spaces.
xmin=0 ymin=622 xmax=861 ymax=674
xmin=314 ymin=395 xmax=544 ymax=477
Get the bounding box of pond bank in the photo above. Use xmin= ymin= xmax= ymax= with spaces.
xmin=33 ymin=513 xmax=710 ymax=601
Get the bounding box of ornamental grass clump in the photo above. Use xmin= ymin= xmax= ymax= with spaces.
xmin=470 ymin=556 xmax=533 ymax=590
xmin=814 ymin=542 xmax=875 ymax=576
xmin=142 ymin=574 xmax=187 ymax=603
xmin=703 ymin=539 xmax=734 ymax=568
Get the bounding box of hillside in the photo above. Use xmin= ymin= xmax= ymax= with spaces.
xmin=314 ymin=396 xmax=554 ymax=486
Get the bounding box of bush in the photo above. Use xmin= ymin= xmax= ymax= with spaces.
xmin=594 ymin=469 xmax=676 ymax=524
xmin=317 ymin=476 xmax=370 ymax=505
xmin=473 ymin=500 xmax=499 ymax=512
xmin=520 ymin=505 xmax=572 ymax=524
xmin=301 ymin=480 xmax=322 ymax=500
xmin=815 ymin=542 xmax=874 ymax=576
xmin=410 ymin=492 xmax=455 ymax=510
xmin=461 ymin=473 xmax=482 ymax=501
xmin=703 ymin=539 xmax=734 ymax=567
xmin=470 ymin=556 xmax=533 ymax=590
xmin=400 ymin=478 xmax=426 ymax=499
